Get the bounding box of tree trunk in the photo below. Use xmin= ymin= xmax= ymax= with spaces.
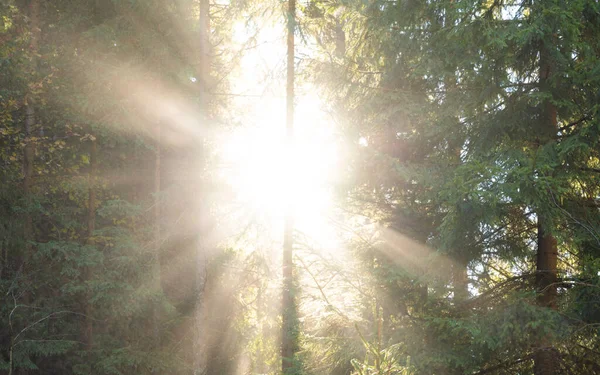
xmin=23 ymin=0 xmax=39 ymax=273
xmin=282 ymin=0 xmax=296 ymax=372
xmin=193 ymin=1 xmax=210 ymax=373
xmin=152 ymin=123 xmax=162 ymax=345
xmin=534 ymin=217 xmax=559 ymax=375
xmin=15 ymin=3 xmax=39 ymax=374
xmin=452 ymin=260 xmax=469 ymax=303
xmin=23 ymin=104 xmax=34 ymax=261
xmin=84 ymin=137 xmax=97 ymax=350
xmin=533 ymin=39 xmax=559 ymax=375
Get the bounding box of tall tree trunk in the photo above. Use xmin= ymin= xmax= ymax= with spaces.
xmin=534 ymin=217 xmax=558 ymax=374
xmin=193 ymin=1 xmax=210 ymax=373
xmin=282 ymin=0 xmax=296 ymax=372
xmin=14 ymin=4 xmax=39 ymax=374
xmin=84 ymin=137 xmax=97 ymax=350
xmin=22 ymin=0 xmax=38 ymax=273
xmin=23 ymin=105 xmax=34 ymax=263
xmin=153 ymin=124 xmax=162 ymax=344
xmin=533 ymin=39 xmax=559 ymax=375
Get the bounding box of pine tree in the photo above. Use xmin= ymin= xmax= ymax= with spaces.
xmin=306 ymin=0 xmax=600 ymax=373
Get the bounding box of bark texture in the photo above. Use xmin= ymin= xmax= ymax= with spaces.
xmin=533 ymin=39 xmax=559 ymax=375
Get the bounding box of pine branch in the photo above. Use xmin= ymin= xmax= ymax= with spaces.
xmin=558 ymin=116 xmax=590 ymax=132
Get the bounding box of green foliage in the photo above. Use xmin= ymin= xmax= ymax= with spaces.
xmin=0 ymin=0 xmax=216 ymax=373
xmin=2 ymin=0 xmax=600 ymax=374
xmin=301 ymin=0 xmax=600 ymax=373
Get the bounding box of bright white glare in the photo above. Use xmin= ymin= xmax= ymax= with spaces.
xmin=220 ymin=90 xmax=339 ymax=247
xmin=218 ymin=16 xmax=341 ymax=249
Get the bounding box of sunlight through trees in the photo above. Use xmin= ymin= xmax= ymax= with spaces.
xmin=1 ymin=0 xmax=600 ymax=374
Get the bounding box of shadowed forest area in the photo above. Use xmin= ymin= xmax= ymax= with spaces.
xmin=1 ymin=0 xmax=600 ymax=374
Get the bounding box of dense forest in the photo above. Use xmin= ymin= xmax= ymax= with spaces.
xmin=1 ymin=0 xmax=600 ymax=374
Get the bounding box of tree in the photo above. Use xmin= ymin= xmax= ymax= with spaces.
xmin=305 ymin=0 xmax=600 ymax=373
xmin=3 ymin=0 xmax=600 ymax=374
xmin=282 ymin=0 xmax=299 ymax=373
xmin=0 ymin=0 xmax=234 ymax=372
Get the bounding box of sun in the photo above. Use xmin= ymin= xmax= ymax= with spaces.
xmin=213 ymin=15 xmax=342 ymax=250
xmin=218 ymin=90 xmax=339 ymax=247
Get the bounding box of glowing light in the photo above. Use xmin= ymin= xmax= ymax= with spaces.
xmin=219 ymin=90 xmax=339 ymax=248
